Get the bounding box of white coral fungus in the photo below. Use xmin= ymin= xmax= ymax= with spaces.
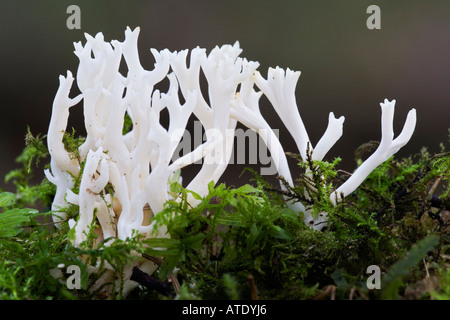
xmin=45 ymin=27 xmax=416 ymax=292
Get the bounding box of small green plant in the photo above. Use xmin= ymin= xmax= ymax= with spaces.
xmin=0 ymin=192 xmax=37 ymax=237
xmin=381 ymin=234 xmax=440 ymax=299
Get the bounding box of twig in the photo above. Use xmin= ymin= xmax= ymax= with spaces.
xmin=142 ymin=253 xmax=163 ymax=265
xmin=428 ymin=178 xmax=441 ymax=198
xmin=314 ymin=285 xmax=336 ymax=300
xmin=336 ymin=169 xmax=353 ymax=177
xmin=141 ymin=253 xmax=181 ymax=293
xmin=423 ymin=258 xmax=430 ymax=278
xmin=248 ymin=275 xmax=259 ymax=300
xmin=349 ymin=287 xmax=355 ymax=300
xmin=130 ymin=266 xmax=175 ymax=297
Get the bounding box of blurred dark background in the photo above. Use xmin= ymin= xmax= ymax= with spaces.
xmin=1 ymin=0 xmax=449 ymax=192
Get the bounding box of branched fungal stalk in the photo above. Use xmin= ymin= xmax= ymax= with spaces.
xmin=45 ymin=27 xmax=417 ymax=294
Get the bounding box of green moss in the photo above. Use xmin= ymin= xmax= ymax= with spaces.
xmin=0 ymin=127 xmax=448 ymax=299
xmin=5 ymin=129 xmax=55 ymax=209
